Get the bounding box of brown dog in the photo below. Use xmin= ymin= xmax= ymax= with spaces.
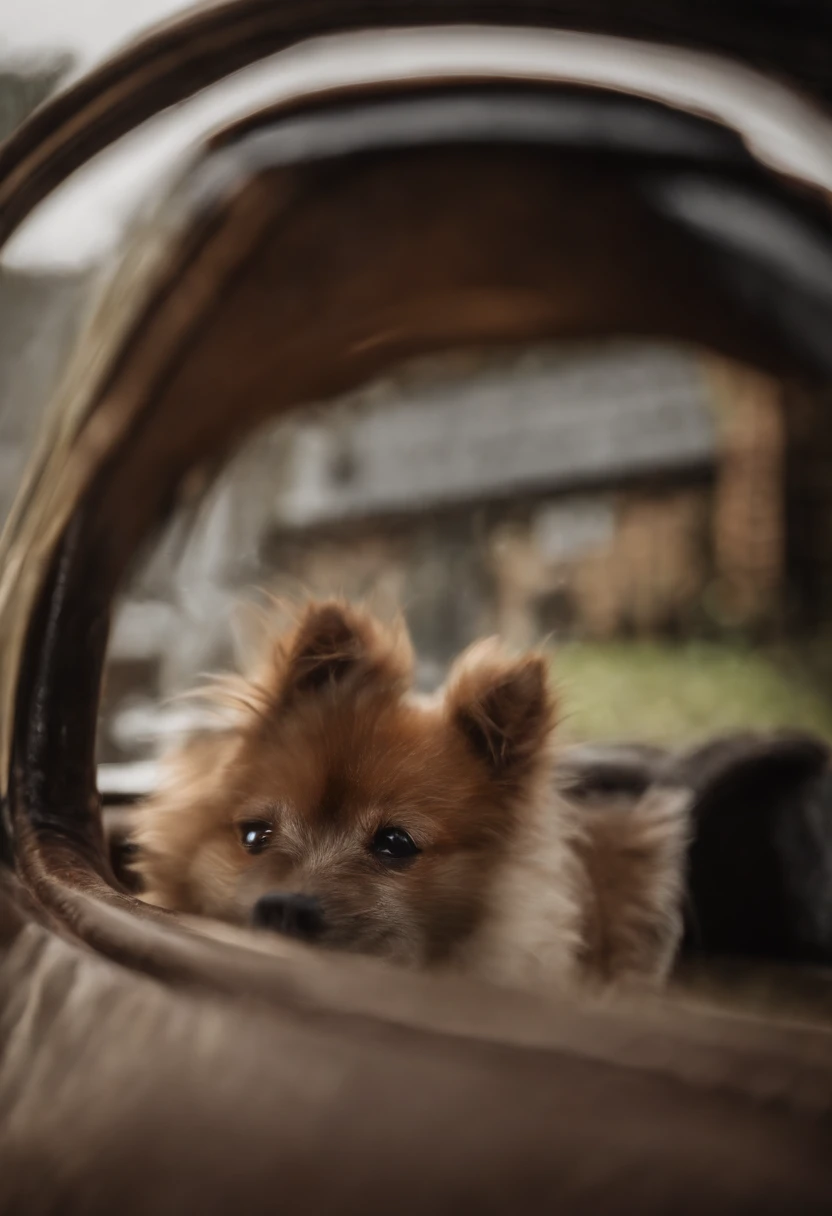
xmin=133 ymin=600 xmax=689 ymax=991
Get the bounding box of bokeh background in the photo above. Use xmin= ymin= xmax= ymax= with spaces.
xmin=4 ymin=4 xmax=832 ymax=775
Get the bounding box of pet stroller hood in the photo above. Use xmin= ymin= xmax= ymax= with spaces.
xmin=0 ymin=3 xmax=831 ymax=1211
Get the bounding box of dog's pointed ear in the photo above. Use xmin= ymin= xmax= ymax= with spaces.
xmin=447 ymin=640 xmax=556 ymax=779
xmin=282 ymin=601 xmax=412 ymax=697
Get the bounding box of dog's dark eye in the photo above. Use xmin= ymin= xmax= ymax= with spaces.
xmin=370 ymin=827 xmax=420 ymax=862
xmin=239 ymin=821 xmax=273 ymax=855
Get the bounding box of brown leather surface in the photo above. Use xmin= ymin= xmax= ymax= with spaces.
xmin=2 ymin=0 xmax=832 ymax=245
xmin=2 ymin=867 xmax=832 ymax=1215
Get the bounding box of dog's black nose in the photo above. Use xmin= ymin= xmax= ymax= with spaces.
xmin=252 ymin=893 xmax=324 ymax=941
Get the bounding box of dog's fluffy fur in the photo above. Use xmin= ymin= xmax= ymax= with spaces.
xmin=133 ymin=600 xmax=689 ymax=990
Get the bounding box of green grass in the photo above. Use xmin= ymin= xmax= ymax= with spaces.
xmin=551 ymin=641 xmax=832 ymax=746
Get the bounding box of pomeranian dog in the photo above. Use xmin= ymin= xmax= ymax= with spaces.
xmin=132 ymin=599 xmax=689 ymax=991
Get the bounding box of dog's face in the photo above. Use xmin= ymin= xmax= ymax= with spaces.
xmin=134 ymin=602 xmax=556 ymax=966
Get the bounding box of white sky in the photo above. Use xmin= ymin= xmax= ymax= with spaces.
xmin=0 ymin=0 xmax=189 ymax=71
xmin=2 ymin=6 xmax=832 ymax=273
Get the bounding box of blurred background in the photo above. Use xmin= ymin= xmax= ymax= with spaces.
xmin=4 ymin=4 xmax=832 ymax=777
